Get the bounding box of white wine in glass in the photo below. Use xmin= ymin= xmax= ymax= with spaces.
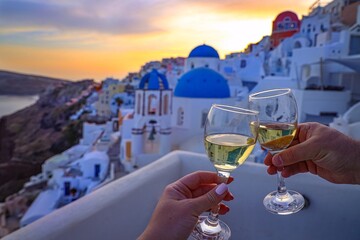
xmin=257 ymin=122 xmax=297 ymax=152
xmin=191 ymin=104 xmax=259 ymax=240
xmin=249 ymin=88 xmax=305 ymax=215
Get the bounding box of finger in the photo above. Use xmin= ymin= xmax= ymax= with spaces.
xmin=205 ymin=203 xmax=230 ymax=215
xmin=218 ymin=203 xmax=230 ymax=215
xmin=272 ymin=139 xmax=317 ymax=167
xmin=271 ymin=122 xmax=315 ymax=167
xmin=267 ymin=165 xmax=277 ymax=175
xmin=178 ymin=171 xmax=220 ymax=191
xmin=282 ymin=160 xmax=319 ymax=178
xmin=227 ymin=176 xmax=234 ymax=184
xmin=281 ymin=162 xmax=309 ymax=177
xmin=192 ymin=183 xmax=229 ymax=215
xmin=288 ymin=139 xmax=300 ymax=147
xmin=192 ymin=185 xmax=234 ymax=201
xmin=223 ymin=191 xmax=234 ymax=201
xmin=191 ymin=184 xmax=216 ymax=197
xmin=264 ymin=152 xmax=273 ymax=166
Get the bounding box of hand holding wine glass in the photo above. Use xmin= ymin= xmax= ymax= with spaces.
xmin=264 ymin=122 xmax=360 ymax=184
xmin=191 ymin=104 xmax=259 ymax=239
xmin=138 ymin=171 xmax=234 ymax=240
xmin=249 ymin=88 xmax=305 ymax=215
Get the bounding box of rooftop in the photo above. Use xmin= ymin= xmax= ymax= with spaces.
xmin=174 ymin=67 xmax=230 ymax=98
xmin=188 ymin=44 xmax=220 ymax=59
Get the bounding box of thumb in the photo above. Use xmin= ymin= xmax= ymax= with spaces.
xmin=273 ymin=140 xmax=317 ymax=167
xmin=192 ymin=183 xmax=228 ymax=215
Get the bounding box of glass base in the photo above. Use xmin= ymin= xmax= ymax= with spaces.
xmin=263 ymin=190 xmax=305 ymax=215
xmin=189 ymin=216 xmax=231 ymax=240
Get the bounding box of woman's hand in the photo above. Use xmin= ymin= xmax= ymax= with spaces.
xmin=138 ymin=171 xmax=234 ymax=240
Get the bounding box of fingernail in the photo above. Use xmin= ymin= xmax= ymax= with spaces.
xmin=229 ymin=193 xmax=234 ymax=200
xmin=215 ymin=183 xmax=228 ymax=195
xmin=273 ymin=155 xmax=283 ymax=166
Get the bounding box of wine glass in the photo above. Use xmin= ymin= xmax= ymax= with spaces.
xmin=191 ymin=104 xmax=259 ymax=240
xmin=248 ymin=88 xmax=305 ymax=215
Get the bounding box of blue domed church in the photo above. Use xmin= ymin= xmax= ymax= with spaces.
xmin=120 ymin=69 xmax=173 ymax=169
xmin=184 ymin=44 xmax=221 ymax=73
xmin=174 ymin=67 xmax=230 ymax=98
xmin=172 ymin=66 xmax=233 ymax=130
xmin=170 ymin=47 xmax=236 ymax=151
xmin=121 ymin=44 xmax=240 ymax=170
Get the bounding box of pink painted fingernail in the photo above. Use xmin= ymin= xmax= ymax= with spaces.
xmin=215 ymin=183 xmax=228 ymax=195
xmin=273 ymin=155 xmax=283 ymax=166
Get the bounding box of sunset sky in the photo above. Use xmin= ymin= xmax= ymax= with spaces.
xmin=0 ymin=0 xmax=314 ymax=81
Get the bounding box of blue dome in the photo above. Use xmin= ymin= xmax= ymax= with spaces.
xmin=174 ymin=68 xmax=230 ymax=98
xmin=139 ymin=69 xmax=169 ymax=90
xmin=188 ymin=44 xmax=220 ymax=58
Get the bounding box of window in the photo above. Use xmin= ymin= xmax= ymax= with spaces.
xmin=163 ymin=94 xmax=169 ymax=115
xmin=148 ymin=94 xmax=157 ymax=115
xmin=94 ymin=164 xmax=101 ymax=178
xmin=285 ymin=22 xmax=290 ymax=30
xmin=177 ymin=107 xmax=184 ymax=126
xmin=137 ymin=94 xmax=141 ymax=114
xmin=320 ymin=24 xmax=326 ymax=32
xmin=191 ymin=62 xmax=195 ymax=69
xmin=349 ymin=35 xmax=360 ymax=55
xmin=240 ymin=60 xmax=247 ymax=68
xmin=125 ymin=141 xmax=132 ymax=161
xmin=294 ymin=41 xmax=302 ymax=49
xmin=64 ymin=182 xmax=71 ymax=196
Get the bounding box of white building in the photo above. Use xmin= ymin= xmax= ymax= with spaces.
xmin=120 ymin=69 xmax=173 ymax=171
xmin=20 ymin=151 xmax=110 ymax=227
xmin=120 ymin=45 xmax=241 ymax=171
xmin=242 ymin=3 xmax=360 ymax=122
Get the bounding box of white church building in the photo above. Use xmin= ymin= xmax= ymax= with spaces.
xmin=120 ymin=44 xmax=242 ymax=172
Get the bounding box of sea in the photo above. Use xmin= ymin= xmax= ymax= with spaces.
xmin=0 ymin=95 xmax=39 ymax=118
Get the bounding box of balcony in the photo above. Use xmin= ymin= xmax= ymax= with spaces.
xmin=4 ymin=150 xmax=360 ymax=240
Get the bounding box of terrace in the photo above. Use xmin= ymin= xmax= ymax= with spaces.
xmin=4 ymin=150 xmax=360 ymax=240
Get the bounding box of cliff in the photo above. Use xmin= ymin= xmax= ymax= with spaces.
xmin=0 ymin=78 xmax=94 ymax=201
xmin=0 ymin=70 xmax=69 ymax=95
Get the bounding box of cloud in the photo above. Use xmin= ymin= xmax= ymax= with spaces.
xmin=0 ymin=0 xmax=169 ymax=35
xmin=176 ymin=0 xmax=310 ymax=18
xmin=0 ymin=0 xmax=310 ymax=37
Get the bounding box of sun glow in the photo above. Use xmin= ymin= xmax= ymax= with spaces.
xmin=0 ymin=0 xmax=314 ymax=81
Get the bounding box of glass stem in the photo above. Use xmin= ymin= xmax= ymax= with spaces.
xmin=206 ymin=205 xmax=220 ymax=225
xmin=202 ymin=171 xmax=230 ymax=231
xmin=277 ymin=170 xmax=287 ymax=195
xmin=271 ymin=151 xmax=287 ymax=196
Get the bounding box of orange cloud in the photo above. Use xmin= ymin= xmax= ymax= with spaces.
xmin=0 ymin=0 xmax=316 ymax=80
xmin=0 ymin=44 xmax=184 ymax=81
